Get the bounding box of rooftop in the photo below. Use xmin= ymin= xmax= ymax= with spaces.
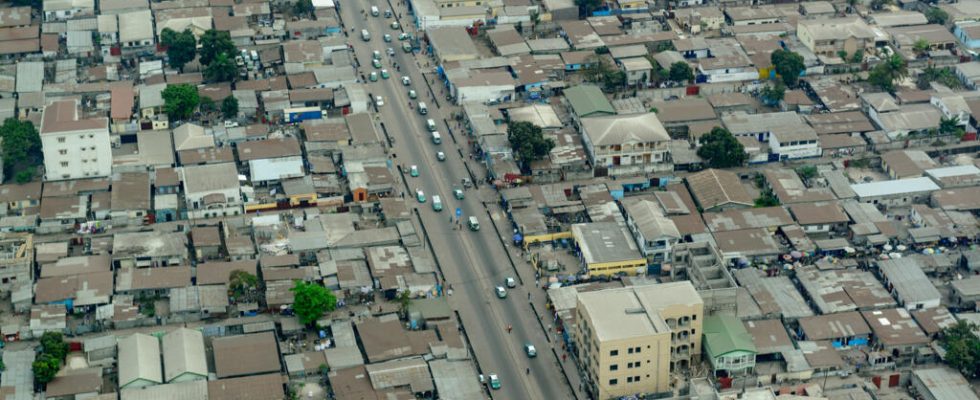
xmin=212 ymin=332 xmax=282 ymax=378
xmin=577 ymin=282 xmax=702 ymax=342
xmin=571 ymin=222 xmax=644 ymax=265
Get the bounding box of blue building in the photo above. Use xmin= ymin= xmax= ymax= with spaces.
xmin=954 ymin=22 xmax=980 ymax=50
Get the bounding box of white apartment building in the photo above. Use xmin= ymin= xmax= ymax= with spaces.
xmin=580 ymin=112 xmax=672 ymax=176
xmin=40 ymin=100 xmax=112 ymax=181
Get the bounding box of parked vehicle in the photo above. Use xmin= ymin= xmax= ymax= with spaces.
xmin=361 ymin=29 xmax=371 ymax=41
xmin=468 ymin=216 xmax=480 ymax=231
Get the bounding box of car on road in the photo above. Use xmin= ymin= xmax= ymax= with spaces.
xmin=375 ymin=96 xmax=384 ymax=107
xmin=453 ymin=189 xmax=464 ymax=199
xmin=505 ymin=277 xmax=516 ymax=288
xmin=391 ymin=21 xmax=400 ymax=30
xmin=436 ymin=151 xmax=446 ymax=161
xmin=369 ymin=72 xmax=378 ymax=82
xmin=402 ymin=42 xmax=412 ymax=53
xmin=524 ymin=343 xmax=537 ymax=358
xmin=489 ymin=374 xmax=501 ymax=390
xmin=462 ymin=178 xmax=472 ymax=188
xmin=384 ymin=8 xmax=392 ymax=17
xmin=381 ymin=69 xmax=389 ymax=79
xmin=468 ymin=216 xmax=480 ymax=231
xmin=383 ymin=34 xmax=391 ymax=42
xmin=372 ymin=59 xmax=382 ymax=68
xmin=398 ymin=33 xmax=410 ymax=40
xmin=495 ymin=286 xmax=507 ymax=298
xmin=432 ymin=195 xmax=443 ymax=211
xmin=386 ymin=47 xmax=395 ymax=56
xmin=402 ymin=76 xmax=411 ymax=86
xmin=409 ymin=165 xmax=419 ymax=177
xmin=408 ymin=89 xmax=417 ymax=99
xmin=416 ymin=189 xmax=426 ymax=203
xmin=372 ymin=50 xmax=381 ymax=60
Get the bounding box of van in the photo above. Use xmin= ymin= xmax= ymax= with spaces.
xmin=468 ymin=216 xmax=480 ymax=231
xmin=370 ymin=6 xmax=379 ymax=16
xmin=432 ymin=195 xmax=443 ymax=211
xmin=418 ymin=102 xmax=428 ymax=115
xmin=431 ymin=131 xmax=442 ymax=144
xmin=426 ymin=119 xmax=437 ymax=132
xmin=361 ymin=29 xmax=371 ymax=41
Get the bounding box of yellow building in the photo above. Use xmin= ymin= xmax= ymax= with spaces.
xmin=574 ymin=282 xmax=704 ymax=400
xmin=571 ymin=222 xmax=647 ymax=277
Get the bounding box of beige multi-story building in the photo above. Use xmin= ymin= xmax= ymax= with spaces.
xmin=574 ymin=282 xmax=704 ymax=400
xmin=797 ymin=17 xmax=878 ymax=57
xmin=580 ymin=112 xmax=672 ymax=177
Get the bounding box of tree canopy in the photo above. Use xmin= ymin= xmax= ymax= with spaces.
xmin=291 ymin=281 xmax=337 ymax=326
xmin=228 ymin=270 xmax=260 ymax=303
xmin=222 ymin=96 xmax=240 ymax=119
xmin=925 ymin=6 xmax=949 ymax=25
xmin=293 ymin=0 xmax=314 ymax=15
xmin=39 ymin=332 xmax=69 ymax=362
xmin=668 ymin=62 xmax=694 ymax=83
xmin=162 ymin=84 xmax=201 ymax=120
xmin=32 ymin=354 xmax=60 ymax=385
xmin=507 ymin=121 xmax=555 ymax=165
xmin=584 ymin=55 xmax=626 ymax=92
xmin=199 ymin=29 xmax=237 ymax=66
xmin=160 ymin=28 xmax=197 ymax=71
xmin=868 ymin=53 xmax=908 ymax=92
xmin=759 ymin=83 xmax=785 ymax=105
xmin=697 ymin=127 xmax=747 ymax=168
xmin=0 ymin=118 xmax=42 ymax=183
xmin=204 ymin=52 xmax=238 ymax=83
xmin=771 ymin=49 xmax=805 ymax=87
xmin=940 ymin=320 xmax=980 ymax=378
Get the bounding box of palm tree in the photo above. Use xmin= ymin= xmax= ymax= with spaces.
xmin=939 ymin=116 xmax=961 ymax=135
xmin=886 ymin=53 xmax=908 ymax=81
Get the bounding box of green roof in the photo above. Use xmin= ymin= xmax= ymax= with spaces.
xmin=702 ymin=315 xmax=757 ymax=357
xmin=565 ymin=85 xmax=615 ymax=118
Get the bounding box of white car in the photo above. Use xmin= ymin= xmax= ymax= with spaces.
xmin=436 ymin=151 xmax=446 ymax=161
xmin=375 ymin=96 xmax=384 ymax=107
xmin=402 ymin=76 xmax=411 ymax=86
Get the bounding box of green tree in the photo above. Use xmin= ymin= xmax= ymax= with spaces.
xmin=507 ymin=121 xmax=555 ymax=165
xmin=913 ymin=39 xmax=930 ymax=57
xmin=760 ymin=83 xmax=785 ymax=105
xmin=917 ymin=65 xmax=962 ymax=89
xmin=32 ymin=354 xmax=60 ymax=385
xmin=396 ymin=290 xmax=412 ymax=316
xmin=850 ymin=49 xmax=864 ymax=64
xmin=925 ymin=6 xmax=949 ymax=25
xmin=222 ymin=96 xmax=240 ymax=119
xmin=771 ymin=49 xmax=805 ymax=87
xmin=754 ymin=191 xmax=780 ymax=207
xmin=939 ymin=115 xmax=963 ymax=136
xmin=291 ymin=281 xmax=337 ymax=326
xmin=199 ymin=96 xmax=216 ymax=114
xmin=868 ymin=54 xmax=908 ymax=92
xmin=160 ymin=28 xmax=197 ymax=71
xmin=796 ymin=165 xmax=817 ymax=181
xmin=228 ymin=270 xmax=260 ymax=303
xmin=293 ymin=0 xmax=314 ymax=15
xmin=162 ymin=84 xmax=201 ymax=120
xmin=939 ymin=320 xmax=980 ymax=378
xmin=837 ymin=50 xmax=849 ymax=61
xmin=198 ymin=29 xmax=237 ymax=66
xmin=697 ymin=127 xmax=747 ymax=168
xmin=668 ymin=61 xmax=694 ymax=83
xmin=204 ymin=52 xmax=238 ymax=83
xmin=574 ymin=0 xmax=602 ymax=17
xmin=602 ymin=69 xmax=626 ymax=90
xmin=39 ymin=332 xmax=69 ymax=361
xmin=655 ymin=41 xmax=675 ymax=52
xmin=0 ymin=118 xmax=42 ymax=182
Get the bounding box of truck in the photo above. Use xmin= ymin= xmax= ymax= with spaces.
xmin=284 ymin=106 xmax=323 ymax=123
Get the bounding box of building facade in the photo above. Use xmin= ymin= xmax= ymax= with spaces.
xmin=40 ymin=100 xmax=112 ymax=181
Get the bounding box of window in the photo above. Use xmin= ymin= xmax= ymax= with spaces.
xmin=634 ymin=376 xmax=640 ymax=382
xmin=610 ymin=350 xmax=619 ymax=356
xmin=609 ymin=379 xmax=618 ymax=386
xmin=634 ymin=347 xmax=642 ymax=354
xmin=692 ymin=315 xmax=697 ymax=321
xmin=57 ymin=137 xmax=65 ymax=143
xmin=627 ymin=377 xmax=634 ymax=383
xmin=628 ymin=348 xmax=634 ymax=354
xmin=58 ymin=149 xmax=67 ymax=155
xmin=609 ymin=364 xmax=618 ymax=371
xmin=60 ymin=161 xmax=68 ymax=167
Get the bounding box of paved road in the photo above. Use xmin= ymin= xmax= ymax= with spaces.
xmin=337 ymin=3 xmax=573 ymax=399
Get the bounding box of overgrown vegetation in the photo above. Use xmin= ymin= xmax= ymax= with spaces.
xmin=0 ymin=118 xmax=42 ymax=183
xmin=697 ymin=127 xmax=747 ymax=169
xmin=867 ymin=54 xmax=908 ymax=93
xmin=33 ymin=332 xmax=69 ymax=386
xmin=507 ymin=121 xmax=555 ymax=167
xmin=771 ymin=49 xmax=805 ymax=87
xmin=940 ymin=320 xmax=980 ymax=378
xmin=917 ymin=66 xmax=962 ymax=90
xmin=162 ymin=84 xmax=201 ymax=121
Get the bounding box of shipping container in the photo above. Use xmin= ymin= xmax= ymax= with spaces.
xmin=284 ymin=107 xmax=323 ymax=123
